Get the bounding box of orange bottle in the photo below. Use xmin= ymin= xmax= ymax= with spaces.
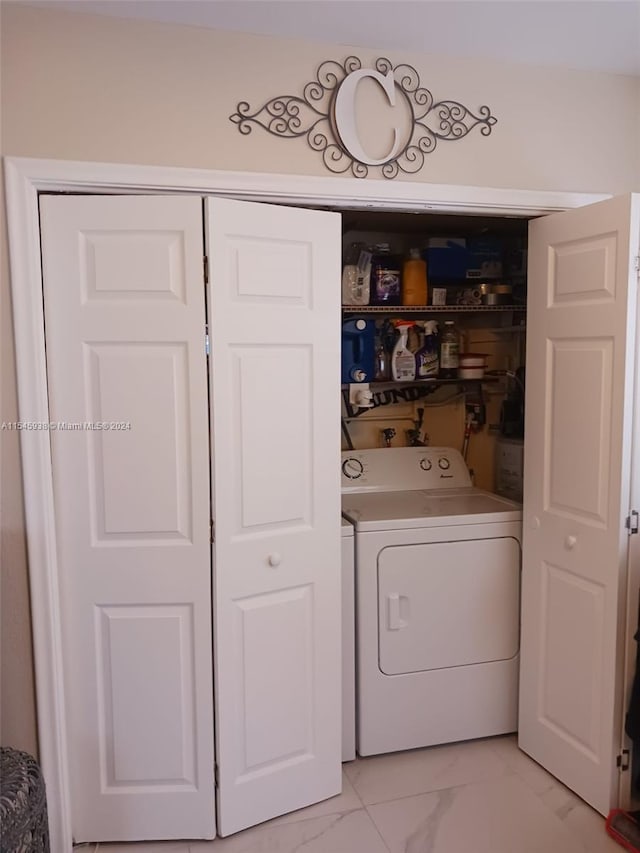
xmin=402 ymin=248 xmax=428 ymax=306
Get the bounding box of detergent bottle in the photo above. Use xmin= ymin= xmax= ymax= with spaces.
xmin=341 ymin=318 xmax=376 ymax=383
xmin=402 ymin=248 xmax=428 ymax=306
xmin=391 ymin=321 xmax=416 ymax=381
xmin=370 ymin=244 xmax=402 ymax=306
xmin=415 ymin=320 xmax=439 ymax=378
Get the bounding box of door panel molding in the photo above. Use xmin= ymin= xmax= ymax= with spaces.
xmin=96 ymin=603 xmax=198 ymax=789
xmin=538 ymin=562 xmax=605 ymax=758
xmin=546 ymin=337 xmax=613 ymax=524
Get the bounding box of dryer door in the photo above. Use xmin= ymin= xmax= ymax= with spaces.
xmin=378 ymin=537 xmax=520 ymax=675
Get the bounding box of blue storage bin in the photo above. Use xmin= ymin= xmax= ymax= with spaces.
xmin=424 ymin=239 xmax=467 ymax=281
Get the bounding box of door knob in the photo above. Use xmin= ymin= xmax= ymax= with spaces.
xmin=565 ymin=535 xmax=577 ymax=550
xmin=268 ymin=553 xmax=282 ymax=567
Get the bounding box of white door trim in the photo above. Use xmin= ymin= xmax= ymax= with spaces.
xmin=2 ymin=154 xmax=609 ymax=851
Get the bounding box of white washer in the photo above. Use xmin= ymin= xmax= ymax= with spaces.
xmin=341 ymin=446 xmax=522 ymax=757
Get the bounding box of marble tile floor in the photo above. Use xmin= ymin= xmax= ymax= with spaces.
xmin=75 ymin=735 xmax=623 ymax=853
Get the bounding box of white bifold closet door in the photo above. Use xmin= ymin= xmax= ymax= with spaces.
xmin=39 ymin=195 xmax=216 ymax=843
xmin=519 ymin=194 xmax=640 ymax=815
xmin=206 ymin=198 xmax=342 ymax=836
xmin=39 ymin=193 xmax=342 ymax=843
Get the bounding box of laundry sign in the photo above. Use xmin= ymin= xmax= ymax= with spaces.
xmin=230 ymin=57 xmax=497 ymax=179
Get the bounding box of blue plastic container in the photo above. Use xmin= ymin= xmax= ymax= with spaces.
xmin=425 ymin=238 xmax=467 ymax=281
xmin=341 ymin=318 xmax=376 ymax=384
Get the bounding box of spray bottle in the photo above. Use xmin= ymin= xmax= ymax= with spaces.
xmin=415 ymin=320 xmax=439 ymax=378
xmin=391 ymin=321 xmax=416 ymax=381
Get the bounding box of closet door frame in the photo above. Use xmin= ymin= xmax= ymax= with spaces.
xmin=3 ymin=155 xmax=606 ymax=852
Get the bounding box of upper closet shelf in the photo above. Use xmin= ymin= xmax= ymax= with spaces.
xmin=341 ymin=304 xmax=524 ymax=313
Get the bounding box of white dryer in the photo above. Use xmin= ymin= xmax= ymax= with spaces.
xmin=341 ymin=446 xmax=522 ymax=757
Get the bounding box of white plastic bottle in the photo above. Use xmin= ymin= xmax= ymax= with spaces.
xmin=341 ymin=243 xmax=371 ymax=306
xmin=391 ymin=321 xmax=416 ymax=381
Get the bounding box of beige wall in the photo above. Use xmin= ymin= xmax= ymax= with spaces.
xmin=2 ymin=4 xmax=640 ymax=189
xmin=1 ymin=2 xmax=639 ymax=753
xmin=1 ymin=166 xmax=38 ymax=756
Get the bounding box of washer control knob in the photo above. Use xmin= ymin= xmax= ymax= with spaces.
xmin=565 ymin=535 xmax=577 ymax=550
xmin=438 ymin=457 xmax=450 ymax=470
xmin=342 ymin=457 xmax=364 ymax=479
xmin=268 ymin=553 xmax=282 ymax=567
xmin=420 ymin=458 xmax=432 ymax=471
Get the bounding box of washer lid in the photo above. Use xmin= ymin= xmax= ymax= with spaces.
xmin=341 ymin=487 xmax=522 ymax=531
xmin=341 ymin=517 xmax=354 ymax=537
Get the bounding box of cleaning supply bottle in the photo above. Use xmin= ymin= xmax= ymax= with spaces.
xmin=370 ymin=243 xmax=402 ymax=306
xmin=374 ymin=333 xmax=390 ymax=381
xmin=402 ymin=248 xmax=428 ymax=306
xmin=391 ymin=321 xmax=416 ymax=381
xmin=341 ymin=318 xmax=376 ymax=383
xmin=341 ymin=242 xmax=371 ymax=306
xmin=439 ymin=319 xmax=460 ymax=379
xmin=415 ymin=320 xmax=439 ymax=378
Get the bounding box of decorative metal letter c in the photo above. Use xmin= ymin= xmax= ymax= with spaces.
xmin=334 ymin=69 xmax=402 ymax=166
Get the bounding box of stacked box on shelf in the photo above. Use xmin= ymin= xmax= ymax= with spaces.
xmin=424 ymin=238 xmax=467 ymax=280
xmin=465 ymin=237 xmax=503 ymax=280
xmin=424 ymin=237 xmax=505 ymax=306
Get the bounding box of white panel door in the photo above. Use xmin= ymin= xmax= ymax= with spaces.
xmin=39 ymin=196 xmax=215 ymax=842
xmin=206 ymin=198 xmax=342 ymax=836
xmin=519 ymin=194 xmax=640 ymax=814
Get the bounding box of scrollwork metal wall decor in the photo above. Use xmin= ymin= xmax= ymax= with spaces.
xmin=230 ymin=57 xmax=497 ymax=179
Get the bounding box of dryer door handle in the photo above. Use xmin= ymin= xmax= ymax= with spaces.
xmin=387 ymin=593 xmax=409 ymax=630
